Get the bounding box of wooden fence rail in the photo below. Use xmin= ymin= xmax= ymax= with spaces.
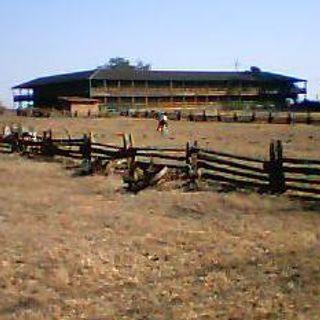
xmin=0 ymin=129 xmax=319 ymax=199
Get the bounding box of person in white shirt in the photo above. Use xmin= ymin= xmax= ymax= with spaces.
xmin=156 ymin=112 xmax=169 ymax=133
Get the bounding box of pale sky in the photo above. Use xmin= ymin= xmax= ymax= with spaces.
xmin=1 ymin=0 xmax=319 ymax=106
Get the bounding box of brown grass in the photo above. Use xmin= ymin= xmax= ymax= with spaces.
xmin=0 ymin=115 xmax=319 ymax=319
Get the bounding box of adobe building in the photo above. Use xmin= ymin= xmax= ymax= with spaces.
xmin=12 ymin=67 xmax=307 ymax=112
xmin=58 ymin=97 xmax=100 ymax=116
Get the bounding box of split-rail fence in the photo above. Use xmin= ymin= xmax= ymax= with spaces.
xmin=0 ymin=130 xmax=319 ymax=199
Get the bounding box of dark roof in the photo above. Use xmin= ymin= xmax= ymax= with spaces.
xmin=13 ymin=69 xmax=305 ymax=89
xmin=13 ymin=70 xmax=94 ymax=89
xmin=93 ymin=69 xmax=305 ymax=83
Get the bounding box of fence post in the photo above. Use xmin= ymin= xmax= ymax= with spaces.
xmin=266 ymin=140 xmax=286 ymax=194
xmin=40 ymin=131 xmax=47 ymax=156
xmin=11 ymin=132 xmax=19 ymax=153
xmin=82 ymin=134 xmax=92 ymax=160
xmin=188 ymin=140 xmax=200 ymax=190
xmin=268 ymin=112 xmax=273 ymax=124
xmin=188 ymin=112 xmax=194 ymax=122
xmin=233 ymin=112 xmax=238 ymax=122
xmin=80 ymin=133 xmax=92 ymax=174
xmin=251 ymin=111 xmax=256 ymax=122
xmin=124 ymin=133 xmax=137 ymax=191
xmin=185 ymin=142 xmax=190 ymax=165
xmin=287 ymin=112 xmax=292 ymax=125
xmin=41 ymin=129 xmax=54 ymax=157
xmin=122 ymin=133 xmax=130 ymax=151
xmin=276 ymin=140 xmax=286 ymax=193
xmin=202 ymin=110 xmax=207 ymax=122
xmin=306 ymin=112 xmax=312 ymax=125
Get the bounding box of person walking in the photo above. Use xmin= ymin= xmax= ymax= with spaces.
xmin=156 ymin=112 xmax=169 ymax=133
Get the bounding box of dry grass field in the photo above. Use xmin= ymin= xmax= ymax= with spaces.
xmin=0 ymin=114 xmax=320 ymax=319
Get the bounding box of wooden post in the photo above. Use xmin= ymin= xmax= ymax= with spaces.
xmin=80 ymin=133 xmax=92 ymax=175
xmin=124 ymin=133 xmax=136 ymax=191
xmin=287 ymin=112 xmax=292 ymax=125
xmin=11 ymin=132 xmax=19 ymax=153
xmin=82 ymin=134 xmax=91 ymax=160
xmin=40 ymin=131 xmax=48 ymax=156
xmin=129 ymin=133 xmax=134 ymax=149
xmin=268 ymin=112 xmax=273 ymax=124
xmin=202 ymin=110 xmax=207 ymax=122
xmin=188 ymin=112 xmax=194 ymax=122
xmin=122 ymin=133 xmax=132 ymax=151
xmin=266 ymin=140 xmax=286 ymax=194
xmin=276 ymin=140 xmax=286 ymax=193
xmin=217 ymin=111 xmax=221 ymax=122
xmin=251 ymin=111 xmax=256 ymax=122
xmin=185 ymin=142 xmax=191 ymax=165
xmin=188 ymin=140 xmax=200 ymax=190
xmin=306 ymin=112 xmax=312 ymax=125
xmin=233 ymin=112 xmax=238 ymax=122
xmin=42 ymin=129 xmax=54 ymax=157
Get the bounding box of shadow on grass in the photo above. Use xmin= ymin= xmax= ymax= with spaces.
xmin=0 ymin=297 xmax=42 ymax=316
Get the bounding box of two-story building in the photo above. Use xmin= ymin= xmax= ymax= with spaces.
xmin=12 ymin=67 xmax=307 ymax=112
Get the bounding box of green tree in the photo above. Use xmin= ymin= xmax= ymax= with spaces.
xmin=100 ymin=57 xmax=151 ymax=71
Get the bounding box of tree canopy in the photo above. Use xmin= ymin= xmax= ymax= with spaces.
xmin=100 ymin=57 xmax=151 ymax=71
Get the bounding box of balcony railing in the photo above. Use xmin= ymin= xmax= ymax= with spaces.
xmin=13 ymin=94 xmax=34 ymax=102
xmin=91 ymin=87 xmax=260 ymax=97
xmin=290 ymin=87 xmax=307 ymax=95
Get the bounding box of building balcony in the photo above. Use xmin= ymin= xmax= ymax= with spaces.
xmin=91 ymin=87 xmax=260 ymax=97
xmin=13 ymin=94 xmax=34 ymax=102
xmin=290 ymin=87 xmax=307 ymax=95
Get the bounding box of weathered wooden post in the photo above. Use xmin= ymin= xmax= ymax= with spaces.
xmin=251 ymin=111 xmax=256 ymax=122
xmin=188 ymin=112 xmax=194 ymax=122
xmin=80 ymin=133 xmax=92 ymax=174
xmin=202 ymin=110 xmax=207 ymax=122
xmin=188 ymin=140 xmax=200 ymax=190
xmin=233 ymin=112 xmax=238 ymax=122
xmin=122 ymin=133 xmax=133 ymax=151
xmin=306 ymin=112 xmax=312 ymax=125
xmin=276 ymin=140 xmax=286 ymax=193
xmin=41 ymin=129 xmax=55 ymax=157
xmin=266 ymin=140 xmax=286 ymax=194
xmin=185 ymin=142 xmax=191 ymax=165
xmin=11 ymin=132 xmax=19 ymax=153
xmin=217 ymin=111 xmax=221 ymax=122
xmin=40 ymin=131 xmax=47 ymax=156
xmin=176 ymin=110 xmax=182 ymax=121
xmin=268 ymin=112 xmax=273 ymax=124
xmin=267 ymin=140 xmax=276 ymax=193
xmin=82 ymin=134 xmax=92 ymax=160
xmin=287 ymin=112 xmax=292 ymax=125
xmin=126 ymin=134 xmax=139 ymax=191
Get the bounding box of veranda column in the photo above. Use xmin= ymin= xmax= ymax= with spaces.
xmin=145 ymin=81 xmax=149 ymax=108
xmin=117 ymin=80 xmax=121 ymax=110
xmin=131 ymin=81 xmax=135 ymax=109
